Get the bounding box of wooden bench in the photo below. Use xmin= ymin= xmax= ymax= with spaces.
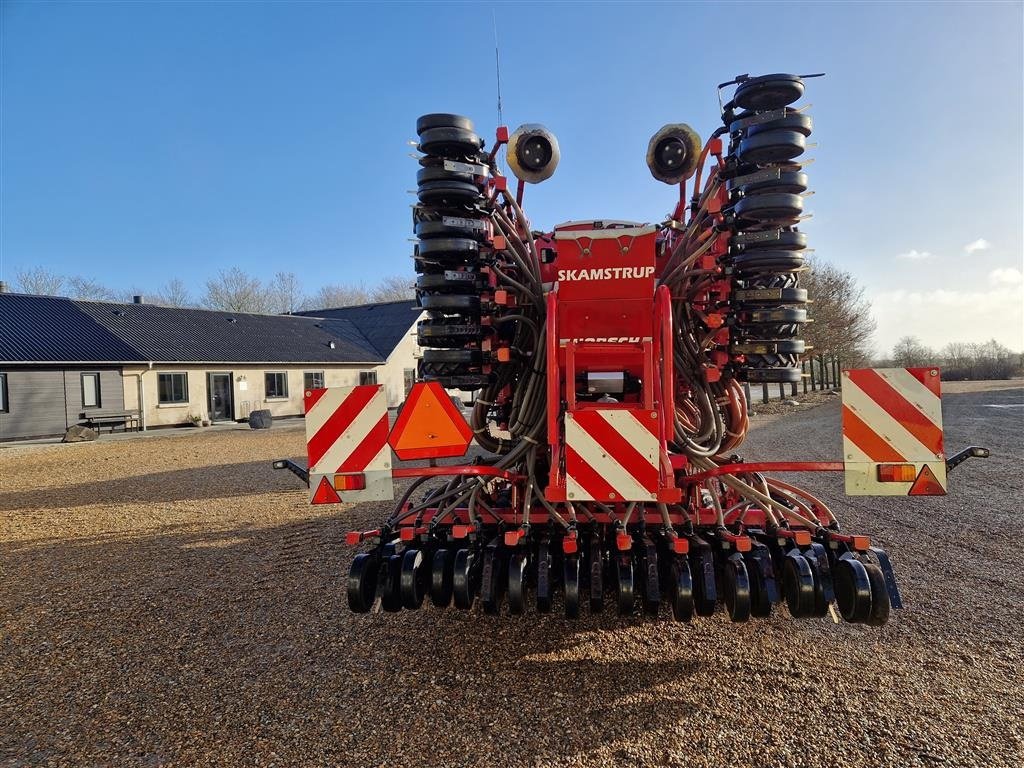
xmin=81 ymin=409 xmax=141 ymax=434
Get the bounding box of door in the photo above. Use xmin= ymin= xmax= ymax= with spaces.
xmin=208 ymin=373 xmax=233 ymax=421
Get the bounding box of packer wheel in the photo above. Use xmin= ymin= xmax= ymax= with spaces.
xmin=430 ymin=548 xmax=454 ymax=608
xmin=400 ymin=548 xmax=426 ymax=610
xmin=347 ymin=553 xmax=377 ymax=614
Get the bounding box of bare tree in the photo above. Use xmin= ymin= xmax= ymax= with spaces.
xmin=15 ymin=267 xmax=65 ymax=296
xmin=371 ymin=275 xmax=414 ymax=302
xmin=307 ymin=283 xmax=371 ymax=310
xmin=66 ymin=276 xmax=120 ymax=302
xmin=801 ymin=258 xmax=876 ymax=365
xmin=267 ymin=271 xmax=306 ymax=314
xmin=891 ymin=336 xmax=935 ymax=367
xmin=202 ymin=267 xmax=272 ymax=313
xmin=152 ymin=278 xmax=194 ymax=308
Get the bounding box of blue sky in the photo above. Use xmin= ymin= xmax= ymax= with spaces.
xmin=2 ymin=1 xmax=1022 ymax=354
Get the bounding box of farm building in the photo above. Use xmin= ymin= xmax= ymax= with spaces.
xmin=0 ymin=291 xmax=423 ymax=441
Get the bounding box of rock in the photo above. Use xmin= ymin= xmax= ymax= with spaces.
xmin=62 ymin=425 xmax=98 ymax=442
xmin=783 ymin=399 xmax=801 ymax=406
xmin=248 ymin=409 xmax=273 ymax=430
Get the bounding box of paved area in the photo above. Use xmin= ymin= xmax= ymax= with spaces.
xmin=1 ymin=381 xmax=1021 ymax=767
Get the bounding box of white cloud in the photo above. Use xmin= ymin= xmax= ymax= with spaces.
xmin=896 ymin=250 xmax=934 ymax=260
xmin=965 ymin=238 xmax=991 ymax=254
xmin=870 ymin=284 xmax=1024 ymax=355
xmin=989 ymin=267 xmax=1023 ymax=286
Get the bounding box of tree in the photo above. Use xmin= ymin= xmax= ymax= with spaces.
xmin=371 ymin=275 xmax=414 ymax=302
xmin=202 ymin=267 xmax=272 ymax=313
xmin=800 ymin=258 xmax=876 ymax=365
xmin=891 ymin=335 xmax=935 ymax=367
xmin=307 ymin=283 xmax=371 ymax=310
xmin=267 ymin=271 xmax=306 ymax=314
xmin=153 ymin=278 xmax=194 ymax=308
xmin=15 ymin=267 xmax=65 ymax=296
xmin=66 ymin=276 xmax=119 ymax=302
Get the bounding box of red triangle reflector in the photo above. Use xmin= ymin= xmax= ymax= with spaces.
xmin=909 ymin=464 xmax=945 ymax=496
xmin=311 ymin=475 xmax=342 ymax=504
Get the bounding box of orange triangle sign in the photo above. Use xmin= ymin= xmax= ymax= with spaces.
xmin=389 ymin=381 xmax=473 ymax=460
xmin=909 ymin=464 xmax=945 ymax=496
xmin=311 ymin=475 xmax=342 ymax=504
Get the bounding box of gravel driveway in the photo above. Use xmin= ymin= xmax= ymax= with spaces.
xmin=2 ymin=382 xmax=1022 ymax=767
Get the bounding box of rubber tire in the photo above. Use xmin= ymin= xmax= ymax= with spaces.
xmin=347 ymin=553 xmax=377 ymax=613
xmin=430 ymin=548 xmax=454 ymax=608
xmin=669 ymin=556 xmax=694 ymax=622
xmin=616 ymin=555 xmax=635 ymax=617
xmin=745 ymin=554 xmax=773 ymax=618
xmin=452 ymin=549 xmax=476 ymax=609
xmin=833 ymin=556 xmax=872 ymax=623
xmin=380 ymin=554 xmax=403 ymax=612
xmin=399 ymin=549 xmax=426 ymax=610
xmin=417 ymin=180 xmax=482 ymax=206
xmin=747 ymin=113 xmax=813 ymax=138
xmin=417 ymin=166 xmax=479 ymax=186
xmin=734 ymin=74 xmax=805 ymax=111
xmin=864 ymin=562 xmax=892 ymax=626
xmin=588 ymin=539 xmax=604 ymax=614
xmin=735 ymin=193 xmax=804 ymax=224
xmin=508 ymin=552 xmax=527 ymax=616
xmin=417 ymin=113 xmax=475 ymax=134
xmin=782 ymin=552 xmax=816 ymax=618
xmin=722 ymin=555 xmax=752 ymax=623
xmin=737 ymin=130 xmax=807 ymax=165
xmin=422 ymin=348 xmax=483 ymax=365
xmin=744 ymin=366 xmax=803 ymax=384
xmin=416 ymin=271 xmax=479 ymax=292
xmin=418 ymin=237 xmax=480 ymax=258
xmin=733 ymin=250 xmax=805 ymax=273
xmin=564 ymin=556 xmax=580 ymax=619
xmin=419 ymin=294 xmax=480 ymax=313
xmin=418 ymin=126 xmax=483 ymax=157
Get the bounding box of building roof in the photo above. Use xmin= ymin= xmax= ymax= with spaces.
xmin=0 ymin=294 xmax=146 ymax=364
xmin=0 ymin=293 xmax=418 ymax=365
xmin=295 ymin=300 xmax=419 ymax=358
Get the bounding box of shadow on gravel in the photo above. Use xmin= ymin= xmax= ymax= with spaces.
xmin=0 ymin=459 xmax=297 ymax=511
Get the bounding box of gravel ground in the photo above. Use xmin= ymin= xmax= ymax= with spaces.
xmin=2 ymin=382 xmax=1022 ymax=767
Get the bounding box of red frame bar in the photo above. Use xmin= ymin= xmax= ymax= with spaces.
xmin=392 ymin=466 xmax=524 ymax=482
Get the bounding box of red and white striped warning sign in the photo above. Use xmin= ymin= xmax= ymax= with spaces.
xmin=564 ymin=408 xmax=660 ymax=501
xmin=841 ymin=367 xmax=947 ymax=496
xmin=304 ymin=385 xmax=393 ymax=503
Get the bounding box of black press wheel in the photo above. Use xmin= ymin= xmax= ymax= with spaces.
xmin=452 ymin=548 xmax=477 ymax=609
xmin=745 ymin=553 xmax=773 ymax=618
xmin=615 ymin=554 xmax=635 ymax=616
xmin=347 ymin=553 xmax=378 ymax=613
xmin=737 ymin=129 xmax=807 ymax=165
xmin=588 ymin=537 xmax=604 ymax=614
xmin=691 ymin=547 xmax=718 ymax=617
xmin=833 ymin=556 xmax=872 ymax=624
xmin=508 ymin=551 xmax=528 ymax=616
xmin=417 ymin=113 xmax=475 ymax=134
xmin=734 ymin=74 xmax=805 ymax=111
xmin=380 ymin=553 xmax=403 ymax=612
xmin=400 ymin=548 xmax=427 ymax=610
xmin=864 ymin=562 xmax=892 ymax=626
xmin=734 ymin=192 xmax=804 ymax=225
xmin=564 ymin=555 xmax=581 ymax=619
xmin=480 ymin=545 xmax=506 ymax=615
xmin=430 ymin=548 xmax=454 ymax=608
xmin=668 ymin=555 xmax=694 ymax=622
xmin=722 ymin=554 xmax=752 ymax=623
xmin=782 ymin=551 xmax=816 ymax=618
xmin=417 ymin=126 xmax=483 ymax=157
xmin=536 ymin=538 xmax=553 ymax=613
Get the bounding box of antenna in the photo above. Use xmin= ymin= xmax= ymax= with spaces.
xmin=492 ymin=9 xmax=503 ymax=127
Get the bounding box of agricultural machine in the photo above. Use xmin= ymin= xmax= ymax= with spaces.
xmin=277 ymin=73 xmax=988 ymax=624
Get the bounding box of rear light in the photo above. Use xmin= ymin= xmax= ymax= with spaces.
xmin=333 ymin=473 xmax=367 ymax=491
xmin=877 ymin=463 xmax=916 ymax=483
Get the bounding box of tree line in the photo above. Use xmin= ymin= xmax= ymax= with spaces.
xmin=11 ymin=266 xmax=414 ymax=314
xmin=884 ymin=336 xmax=1022 ymax=380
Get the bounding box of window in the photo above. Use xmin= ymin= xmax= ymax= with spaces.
xmin=403 ymin=368 xmax=416 ymax=397
xmin=359 ymin=370 xmax=378 ymax=386
xmin=0 ymin=373 xmax=8 ymax=413
xmin=304 ymin=371 xmax=325 ymax=391
xmin=158 ymin=372 xmax=189 ymax=404
xmin=81 ymin=372 xmax=101 ymax=409
xmin=265 ymin=372 xmax=289 ymax=399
